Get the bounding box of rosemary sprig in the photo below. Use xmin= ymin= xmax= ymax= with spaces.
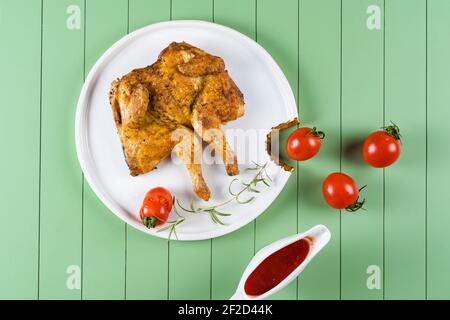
xmin=156 ymin=198 xmax=185 ymax=240
xmin=157 ymin=162 xmax=272 ymax=240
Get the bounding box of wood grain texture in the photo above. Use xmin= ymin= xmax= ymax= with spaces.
xmin=211 ymin=0 xmax=256 ymax=300
xmin=297 ymin=0 xmax=341 ymax=300
xmin=126 ymin=0 xmax=171 ymax=300
xmin=39 ymin=0 xmax=84 ymax=299
xmin=2 ymin=0 xmax=449 ymax=300
xmin=0 ymin=0 xmax=41 ymax=299
xmin=255 ymin=0 xmax=299 ymax=300
xmin=427 ymin=0 xmax=450 ymax=300
xmin=172 ymin=0 xmax=213 ymax=21
xmin=341 ymin=0 xmax=384 ymax=299
xmin=168 ymin=0 xmax=213 ymax=300
xmin=384 ymin=0 xmax=426 ymax=300
xmin=82 ymin=0 xmax=128 ymax=299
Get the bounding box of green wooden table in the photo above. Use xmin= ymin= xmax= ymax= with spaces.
xmin=1 ymin=0 xmax=449 ymax=300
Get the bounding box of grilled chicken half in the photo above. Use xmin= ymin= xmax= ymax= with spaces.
xmin=109 ymin=42 xmax=245 ymax=200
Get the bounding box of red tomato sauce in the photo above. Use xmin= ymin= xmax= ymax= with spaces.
xmin=244 ymin=238 xmax=311 ymax=296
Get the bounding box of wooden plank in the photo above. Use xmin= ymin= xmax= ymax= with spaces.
xmin=125 ymin=0 xmax=170 ymax=300
xmin=168 ymin=0 xmax=213 ymax=300
xmin=0 ymin=0 xmax=41 ymax=299
xmin=297 ymin=0 xmax=341 ymax=300
xmin=214 ymin=0 xmax=255 ymax=39
xmin=39 ymin=0 xmax=84 ymax=299
xmin=211 ymin=226 xmax=254 ymax=300
xmin=169 ymin=241 xmax=211 ymax=299
xmin=255 ymin=0 xmax=299 ymax=300
xmin=427 ymin=0 xmax=450 ymax=299
xmin=211 ymin=0 xmax=256 ymax=300
xmin=341 ymin=0 xmax=384 ymax=299
xmin=129 ymin=0 xmax=170 ymax=31
xmin=82 ymin=0 xmax=128 ymax=300
xmin=384 ymin=0 xmax=426 ymax=300
xmin=172 ymin=0 xmax=212 ymax=21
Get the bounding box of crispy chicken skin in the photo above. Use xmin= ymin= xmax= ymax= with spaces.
xmin=109 ymin=42 xmax=245 ymax=200
xmin=109 ymin=70 xmax=211 ymax=201
xmin=110 ymin=78 xmax=175 ymax=176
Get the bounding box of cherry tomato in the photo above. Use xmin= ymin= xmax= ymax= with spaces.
xmin=140 ymin=201 xmax=170 ymax=228
xmin=139 ymin=187 xmax=173 ymax=228
xmin=144 ymin=187 xmax=173 ymax=212
xmin=286 ymin=127 xmax=325 ymax=161
xmin=362 ymin=123 xmax=401 ymax=168
xmin=322 ymin=172 xmax=365 ymax=211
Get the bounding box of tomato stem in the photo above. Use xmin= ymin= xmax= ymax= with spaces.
xmin=308 ymin=127 xmax=325 ymax=140
xmin=382 ymin=121 xmax=401 ymax=141
xmin=142 ymin=216 xmax=158 ymax=228
xmin=345 ymin=185 xmax=367 ymax=212
xmin=345 ymin=198 xmax=366 ymax=212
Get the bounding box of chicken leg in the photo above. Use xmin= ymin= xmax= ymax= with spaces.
xmin=172 ymin=128 xmax=211 ymax=201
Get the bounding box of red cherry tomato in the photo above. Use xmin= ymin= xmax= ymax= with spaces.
xmin=140 ymin=201 xmax=170 ymax=228
xmin=286 ymin=127 xmax=325 ymax=161
xmin=144 ymin=187 xmax=173 ymax=212
xmin=322 ymin=172 xmax=365 ymax=211
xmin=363 ymin=123 xmax=401 ymax=168
xmin=140 ymin=187 xmax=173 ymax=228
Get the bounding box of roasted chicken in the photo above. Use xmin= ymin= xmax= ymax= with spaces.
xmin=109 ymin=42 xmax=245 ymax=200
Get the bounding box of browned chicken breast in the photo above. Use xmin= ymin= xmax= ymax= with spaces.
xmin=109 ymin=42 xmax=245 ymax=200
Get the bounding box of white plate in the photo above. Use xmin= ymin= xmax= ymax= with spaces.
xmin=75 ymin=20 xmax=297 ymax=241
